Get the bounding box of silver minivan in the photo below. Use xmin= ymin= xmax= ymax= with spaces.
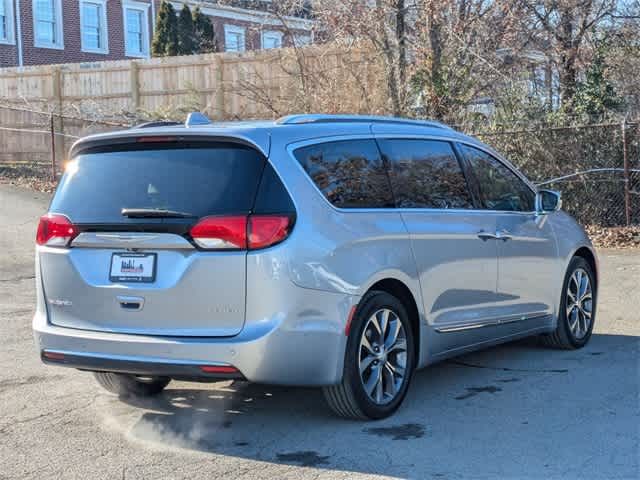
xmin=33 ymin=114 xmax=598 ymax=419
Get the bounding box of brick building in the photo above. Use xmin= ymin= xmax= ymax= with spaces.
xmin=0 ymin=0 xmax=315 ymax=68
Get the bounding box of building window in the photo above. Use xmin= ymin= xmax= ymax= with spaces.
xmin=293 ymin=34 xmax=312 ymax=47
xmin=81 ymin=0 xmax=108 ymax=53
xmin=123 ymin=0 xmax=149 ymax=57
xmin=0 ymin=0 xmax=15 ymax=44
xmin=224 ymin=25 xmax=245 ymax=52
xmin=33 ymin=0 xmax=64 ymax=49
xmin=261 ymin=30 xmax=283 ymax=50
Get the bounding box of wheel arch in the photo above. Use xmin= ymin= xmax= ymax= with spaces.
xmin=572 ymin=246 xmax=599 ymax=288
xmin=365 ymin=278 xmax=422 ymax=367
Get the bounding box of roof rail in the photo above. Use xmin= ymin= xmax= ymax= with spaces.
xmin=185 ymin=112 xmax=212 ymax=127
xmin=134 ymin=120 xmax=182 ymax=129
xmin=276 ymin=114 xmax=452 ymax=130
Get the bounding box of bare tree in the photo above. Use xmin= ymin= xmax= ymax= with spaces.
xmin=220 ymin=0 xmax=631 ymax=123
xmin=412 ymin=0 xmax=520 ymax=121
xmin=311 ymin=0 xmax=413 ymax=115
xmin=605 ymin=1 xmax=640 ymax=117
xmin=518 ymin=0 xmax=617 ymax=108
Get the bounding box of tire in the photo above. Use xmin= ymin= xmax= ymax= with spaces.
xmin=541 ymin=256 xmax=597 ymax=349
xmin=323 ymin=290 xmax=416 ymax=420
xmin=93 ymin=372 xmax=170 ymax=397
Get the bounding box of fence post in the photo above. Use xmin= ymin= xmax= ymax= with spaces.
xmin=214 ymin=55 xmax=225 ymax=120
xmin=622 ymin=117 xmax=631 ymax=226
xmin=50 ymin=66 xmax=65 ymax=171
xmin=130 ymin=61 xmax=140 ymax=113
xmin=49 ymin=113 xmax=56 ymax=181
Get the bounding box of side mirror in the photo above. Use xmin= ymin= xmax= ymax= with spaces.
xmin=536 ymin=189 xmax=562 ymax=214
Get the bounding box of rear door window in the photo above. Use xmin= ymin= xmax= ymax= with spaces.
xmin=293 ymin=139 xmax=394 ymax=208
xmin=50 ymin=141 xmax=266 ymax=224
xmin=377 ymin=139 xmax=474 ymax=209
xmin=458 ymin=145 xmax=535 ymax=212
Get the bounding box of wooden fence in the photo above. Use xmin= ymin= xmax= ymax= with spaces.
xmin=0 ymin=44 xmax=382 ymax=120
xmin=0 ymin=44 xmax=384 ymax=174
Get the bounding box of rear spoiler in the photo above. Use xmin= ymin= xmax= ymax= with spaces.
xmin=68 ymin=129 xmax=271 ymax=159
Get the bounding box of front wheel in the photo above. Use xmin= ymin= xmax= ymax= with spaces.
xmin=323 ymin=291 xmax=416 ymax=420
xmin=541 ymin=256 xmax=597 ymax=349
xmin=94 ymin=372 xmax=170 ymax=397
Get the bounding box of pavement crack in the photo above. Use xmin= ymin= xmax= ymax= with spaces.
xmin=0 ymin=394 xmax=99 ymax=433
xmin=1 ymin=308 xmax=34 ymax=317
xmin=0 ymin=374 xmax=65 ymax=393
xmin=0 ymin=275 xmax=35 ymax=283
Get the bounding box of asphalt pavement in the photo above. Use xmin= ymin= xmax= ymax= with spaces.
xmin=1 ymin=183 xmax=638 ymax=479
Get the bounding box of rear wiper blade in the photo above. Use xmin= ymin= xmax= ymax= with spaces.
xmin=121 ymin=208 xmax=196 ymax=218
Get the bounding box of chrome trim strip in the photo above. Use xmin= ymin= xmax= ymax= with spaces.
xmin=433 ymin=326 xmax=550 ymax=357
xmin=436 ymin=322 xmax=495 ymax=333
xmin=435 ymin=312 xmax=550 ymax=333
xmin=72 ymin=232 xmax=195 ymax=250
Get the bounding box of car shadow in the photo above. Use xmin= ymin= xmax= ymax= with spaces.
xmin=114 ymin=333 xmax=639 ymax=477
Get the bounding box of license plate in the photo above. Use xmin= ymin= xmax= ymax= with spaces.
xmin=109 ymin=253 xmax=156 ymax=283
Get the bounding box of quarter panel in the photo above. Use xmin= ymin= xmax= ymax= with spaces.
xmin=268 ymin=136 xmax=420 ymax=298
xmin=245 ymin=246 xmax=358 ymax=384
xmin=286 ymin=206 xmax=419 ymax=297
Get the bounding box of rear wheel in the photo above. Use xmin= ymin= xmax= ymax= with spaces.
xmin=323 ymin=291 xmax=415 ymax=420
xmin=93 ymin=372 xmax=170 ymax=397
xmin=541 ymin=256 xmax=596 ymax=349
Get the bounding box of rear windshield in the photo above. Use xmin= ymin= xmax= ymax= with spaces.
xmin=50 ymin=141 xmax=265 ymax=224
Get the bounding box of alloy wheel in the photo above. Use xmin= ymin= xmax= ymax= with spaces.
xmin=566 ymin=267 xmax=593 ymax=340
xmin=358 ymin=308 xmax=408 ymax=405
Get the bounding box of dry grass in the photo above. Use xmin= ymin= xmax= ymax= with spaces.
xmin=585 ymin=225 xmax=640 ymax=249
xmin=0 ymin=166 xmax=58 ymax=193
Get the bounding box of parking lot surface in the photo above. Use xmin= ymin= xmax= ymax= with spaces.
xmin=1 ymin=184 xmax=638 ymax=479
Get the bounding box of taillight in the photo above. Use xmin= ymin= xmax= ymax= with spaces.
xmin=36 ymin=213 xmax=78 ymax=247
xmin=189 ymin=214 xmax=292 ymax=250
xmin=190 ymin=215 xmax=247 ymax=249
xmin=248 ymin=215 xmax=291 ymax=250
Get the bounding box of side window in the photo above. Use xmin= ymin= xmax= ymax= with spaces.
xmin=253 ymin=163 xmax=295 ymax=214
xmin=377 ymin=139 xmax=473 ymax=209
xmin=459 ymin=145 xmax=535 ymax=212
xmin=293 ymin=139 xmax=393 ymax=208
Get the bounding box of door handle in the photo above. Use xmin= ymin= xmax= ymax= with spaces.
xmin=477 ymin=231 xmax=498 ymax=241
xmin=117 ymin=295 xmax=144 ymax=311
xmin=495 ymin=229 xmax=513 ymax=241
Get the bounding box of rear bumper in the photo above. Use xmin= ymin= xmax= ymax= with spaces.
xmin=33 ymin=289 xmax=356 ymax=386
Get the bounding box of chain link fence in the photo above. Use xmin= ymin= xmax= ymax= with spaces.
xmin=0 ymin=105 xmax=129 ymax=181
xmin=471 ymin=121 xmax=639 ymax=227
xmin=0 ymin=105 xmax=637 ymax=227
